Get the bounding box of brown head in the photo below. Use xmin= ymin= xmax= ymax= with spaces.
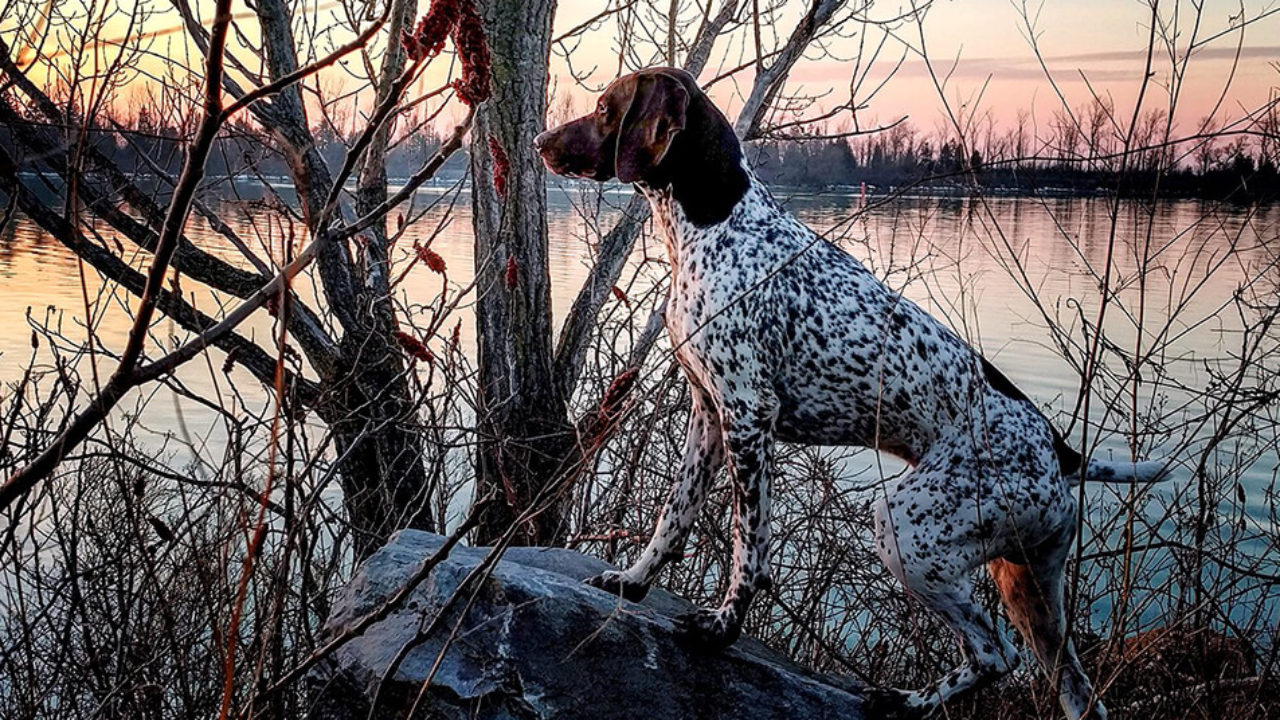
xmin=534 ymin=67 xmax=749 ymax=226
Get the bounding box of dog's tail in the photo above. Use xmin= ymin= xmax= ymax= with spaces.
xmin=1056 ymin=439 xmax=1171 ymax=485
xmin=1067 ymin=457 xmax=1171 ymax=485
xmin=978 ymin=356 xmax=1172 ymax=485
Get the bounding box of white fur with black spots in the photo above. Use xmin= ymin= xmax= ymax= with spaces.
xmin=535 ymin=66 xmax=1168 ymax=720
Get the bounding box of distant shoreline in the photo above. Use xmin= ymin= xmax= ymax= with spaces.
xmin=14 ymin=168 xmax=1278 ymax=205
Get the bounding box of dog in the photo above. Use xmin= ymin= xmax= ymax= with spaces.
xmin=535 ymin=67 xmax=1165 ymax=720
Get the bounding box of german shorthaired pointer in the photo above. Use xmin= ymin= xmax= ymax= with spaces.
xmin=535 ymin=67 xmax=1165 ymax=720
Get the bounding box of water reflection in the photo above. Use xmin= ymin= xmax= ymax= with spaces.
xmin=1 ymin=186 xmax=1276 ymax=504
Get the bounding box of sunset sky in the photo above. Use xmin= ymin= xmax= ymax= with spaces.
xmin=547 ymin=0 xmax=1280 ymax=135
xmin=5 ymin=0 xmax=1278 ymax=136
xmin=787 ymin=0 xmax=1280 ymax=132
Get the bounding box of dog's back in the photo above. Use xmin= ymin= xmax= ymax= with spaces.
xmin=655 ymin=174 xmax=1045 ymax=466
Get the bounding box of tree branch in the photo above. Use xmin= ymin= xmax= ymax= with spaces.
xmin=253 ymin=0 xmax=362 ymax=333
xmin=0 ymin=165 xmax=320 ymax=406
xmin=0 ymin=83 xmax=342 ymax=377
xmin=734 ymin=0 xmax=846 ymax=140
xmin=0 ymin=0 xmax=236 ymax=514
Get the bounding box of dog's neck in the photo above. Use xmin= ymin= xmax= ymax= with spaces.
xmin=639 ymin=165 xmax=777 ymax=284
xmin=636 ymin=184 xmax=690 ymax=267
xmin=636 ymin=95 xmax=750 ymax=229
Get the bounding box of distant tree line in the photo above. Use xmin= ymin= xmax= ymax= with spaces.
xmin=6 ymin=98 xmax=1276 ymax=202
xmin=747 ymin=106 xmax=1280 ymax=202
xmin=1 ymin=103 xmax=469 ymax=186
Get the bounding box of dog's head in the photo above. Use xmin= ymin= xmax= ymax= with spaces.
xmin=536 ymin=67 xmax=749 ymax=226
xmin=534 ymin=68 xmax=701 ymax=184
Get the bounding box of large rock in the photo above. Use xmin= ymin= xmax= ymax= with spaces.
xmin=307 ymin=529 xmax=868 ymax=719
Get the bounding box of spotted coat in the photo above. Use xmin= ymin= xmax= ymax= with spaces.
xmin=534 ymin=67 xmax=1164 ymax=720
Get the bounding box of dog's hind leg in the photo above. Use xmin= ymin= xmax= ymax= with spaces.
xmin=876 ymin=575 xmax=1019 ymax=716
xmin=871 ymin=468 xmax=1019 ymax=717
xmin=989 ymin=528 xmax=1107 ymax=720
xmin=586 ymin=388 xmax=723 ymax=601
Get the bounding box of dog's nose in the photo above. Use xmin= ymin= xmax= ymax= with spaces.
xmin=533 ymin=131 xmax=551 ymax=152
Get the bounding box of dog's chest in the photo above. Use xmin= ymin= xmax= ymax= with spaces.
xmin=661 ymin=237 xmax=725 ymax=385
xmin=645 ymin=189 xmax=745 ymax=379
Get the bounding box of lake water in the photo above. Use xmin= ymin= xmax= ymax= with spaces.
xmin=2 ymin=183 xmax=1278 ymax=549
xmin=3 ymin=181 xmax=1279 ymax=638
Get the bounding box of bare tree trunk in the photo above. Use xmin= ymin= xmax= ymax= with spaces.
xmin=470 ymin=0 xmax=572 ymax=545
xmin=339 ymin=0 xmax=437 ymax=556
xmin=254 ymin=0 xmax=434 ymax=556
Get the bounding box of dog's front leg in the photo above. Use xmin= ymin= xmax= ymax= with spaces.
xmin=676 ymin=395 xmax=776 ymax=650
xmin=586 ymin=389 xmax=723 ymax=601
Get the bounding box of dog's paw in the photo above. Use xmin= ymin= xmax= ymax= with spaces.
xmin=861 ymin=687 xmax=933 ymax=720
xmin=584 ymin=570 xmax=650 ymax=602
xmin=674 ymin=607 xmax=741 ymax=652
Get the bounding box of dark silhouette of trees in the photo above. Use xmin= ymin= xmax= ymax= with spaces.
xmin=745 ymin=118 xmax=1279 ymax=202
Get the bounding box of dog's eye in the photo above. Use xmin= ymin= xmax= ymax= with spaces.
xmin=596 ymin=102 xmax=609 ymax=120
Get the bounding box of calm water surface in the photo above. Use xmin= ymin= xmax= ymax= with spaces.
xmin=3 ymin=182 xmax=1279 ymax=631
xmin=1 ymin=184 xmax=1277 ymax=520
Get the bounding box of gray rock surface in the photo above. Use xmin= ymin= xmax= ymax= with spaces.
xmin=306 ymin=529 xmax=868 ymax=719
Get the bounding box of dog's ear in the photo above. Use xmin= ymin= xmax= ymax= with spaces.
xmin=615 ymin=74 xmax=689 ymax=183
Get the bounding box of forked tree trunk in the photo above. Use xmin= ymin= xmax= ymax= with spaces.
xmin=342 ymin=0 xmax=437 ymax=559
xmin=322 ymin=375 xmax=434 ymax=559
xmin=257 ymin=0 xmax=435 ymax=558
xmin=469 ymin=0 xmax=574 ymax=545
